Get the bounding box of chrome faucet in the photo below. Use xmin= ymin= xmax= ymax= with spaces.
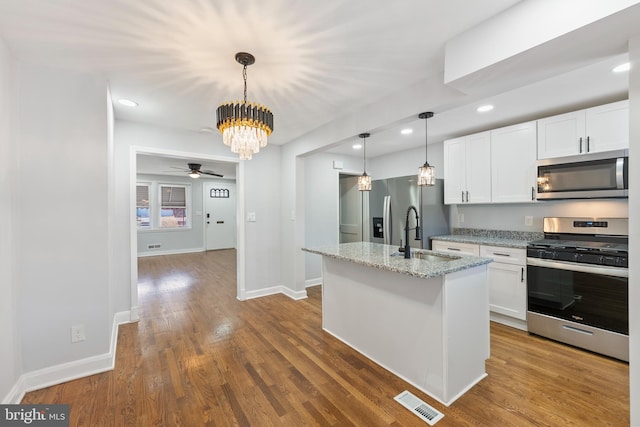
xmin=404 ymin=205 xmax=421 ymax=259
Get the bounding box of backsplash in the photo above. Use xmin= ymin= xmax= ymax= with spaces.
xmin=452 ymin=228 xmax=543 ymax=241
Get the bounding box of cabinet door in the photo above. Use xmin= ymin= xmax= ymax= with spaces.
xmin=487 ymin=262 xmax=527 ymax=320
xmin=585 ymin=100 xmax=628 ymax=153
xmin=465 ymin=131 xmax=492 ymax=204
xmin=537 ymin=110 xmax=585 ymax=159
xmin=491 ymin=121 xmax=537 ymax=203
xmin=443 ymin=137 xmax=466 ymax=204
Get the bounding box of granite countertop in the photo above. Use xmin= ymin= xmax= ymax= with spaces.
xmin=431 ymin=228 xmax=543 ymax=249
xmin=302 ymin=242 xmax=492 ymax=279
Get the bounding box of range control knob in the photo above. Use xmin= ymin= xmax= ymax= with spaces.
xmin=573 ymin=253 xmax=582 ymax=262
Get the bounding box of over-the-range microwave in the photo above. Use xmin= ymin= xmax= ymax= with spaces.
xmin=536 ymin=149 xmax=628 ymax=200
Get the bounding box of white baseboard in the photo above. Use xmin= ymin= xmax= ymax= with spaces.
xmin=137 ymin=247 xmax=204 ymax=257
xmin=2 ymin=310 xmax=133 ymax=404
xmin=305 ymin=278 xmax=322 ymax=288
xmin=490 ymin=312 xmax=528 ymax=331
xmin=241 ymin=285 xmax=308 ymax=301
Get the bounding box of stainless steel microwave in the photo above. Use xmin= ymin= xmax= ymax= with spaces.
xmin=536 ymin=149 xmax=628 ymax=200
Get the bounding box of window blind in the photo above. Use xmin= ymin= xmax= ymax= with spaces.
xmin=136 ymin=185 xmax=149 ymax=206
xmin=161 ymin=186 xmax=186 ymax=207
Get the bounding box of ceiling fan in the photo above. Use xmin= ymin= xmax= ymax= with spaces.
xmin=170 ymin=163 xmax=224 ymax=178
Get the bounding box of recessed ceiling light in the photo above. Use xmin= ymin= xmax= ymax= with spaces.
xmin=118 ymin=99 xmax=138 ymax=107
xmin=477 ymin=104 xmax=494 ymax=113
xmin=401 ymin=128 xmax=413 ymax=135
xmin=613 ymin=62 xmax=631 ymax=73
xmin=352 ymin=144 xmax=363 ymax=150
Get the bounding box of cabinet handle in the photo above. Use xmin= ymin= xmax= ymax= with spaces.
xmin=579 ymin=137 xmax=583 ymax=153
xmin=493 ymin=252 xmax=511 ymax=257
xmin=461 ymin=191 xmax=464 ymax=203
xmin=466 ymin=191 xmax=469 ymax=203
xmin=521 ymin=267 xmax=525 ymax=282
xmin=586 ymin=136 xmax=590 ymax=152
xmin=531 ymin=186 xmax=535 ymax=201
xmin=447 ymin=247 xmax=462 ymax=252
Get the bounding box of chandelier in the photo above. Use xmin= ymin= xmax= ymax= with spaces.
xmin=358 ymin=133 xmax=372 ymax=191
xmin=417 ymin=112 xmax=435 ymax=186
xmin=216 ymin=52 xmax=273 ymax=160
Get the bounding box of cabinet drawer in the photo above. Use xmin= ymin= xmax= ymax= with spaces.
xmin=480 ymin=245 xmax=526 ymax=265
xmin=432 ymin=240 xmax=480 ymax=256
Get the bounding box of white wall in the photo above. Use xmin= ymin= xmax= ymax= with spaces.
xmin=16 ymin=63 xmax=110 ymax=371
xmin=451 ymin=199 xmax=629 ymax=232
xmin=0 ymin=34 xmax=20 ymax=402
xmin=628 ymin=34 xmax=639 ymax=427
xmin=369 ymin=143 xmax=445 ymax=180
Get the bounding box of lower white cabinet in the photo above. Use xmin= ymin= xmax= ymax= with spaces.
xmin=480 ymin=245 xmax=527 ymax=330
xmin=432 ymin=240 xmax=480 ymax=256
xmin=433 ymin=240 xmax=527 ymax=330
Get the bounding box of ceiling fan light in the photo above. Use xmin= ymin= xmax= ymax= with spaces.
xmin=188 ymin=171 xmax=201 ymax=178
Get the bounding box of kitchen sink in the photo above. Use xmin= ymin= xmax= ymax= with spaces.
xmin=391 ymin=251 xmax=460 ymax=262
xmin=412 ymin=252 xmax=460 ymax=262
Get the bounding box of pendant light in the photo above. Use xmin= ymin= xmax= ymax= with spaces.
xmin=216 ymin=52 xmax=274 ymax=160
xmin=417 ymin=112 xmax=435 ymax=187
xmin=358 ymin=133 xmax=372 ymax=191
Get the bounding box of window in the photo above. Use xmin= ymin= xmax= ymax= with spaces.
xmin=136 ymin=184 xmax=150 ymax=228
xmin=159 ymin=185 xmax=189 ymax=228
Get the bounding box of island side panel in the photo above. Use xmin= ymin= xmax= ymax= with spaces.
xmin=442 ymin=264 xmax=490 ymax=404
xmin=321 ymin=256 xmax=447 ymax=403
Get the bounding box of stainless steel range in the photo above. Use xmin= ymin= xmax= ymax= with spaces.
xmin=526 ymin=217 xmax=628 ymax=361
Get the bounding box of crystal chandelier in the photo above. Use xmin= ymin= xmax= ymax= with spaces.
xmin=417 ymin=112 xmax=435 ymax=187
xmin=216 ymin=52 xmax=273 ymax=160
xmin=358 ymin=133 xmax=372 ymax=191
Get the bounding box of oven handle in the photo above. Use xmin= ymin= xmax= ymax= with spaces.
xmin=526 ymin=257 xmax=628 ymax=278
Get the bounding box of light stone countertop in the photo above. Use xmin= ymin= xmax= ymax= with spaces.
xmin=431 ymin=228 xmax=543 ymax=249
xmin=302 ymin=242 xmax=492 ymax=279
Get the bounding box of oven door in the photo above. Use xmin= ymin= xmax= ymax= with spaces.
xmin=527 ymin=258 xmax=628 ymax=335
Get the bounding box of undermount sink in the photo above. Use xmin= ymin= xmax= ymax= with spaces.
xmin=391 ymin=251 xmax=460 ymax=262
xmin=412 ymin=252 xmax=460 ymax=262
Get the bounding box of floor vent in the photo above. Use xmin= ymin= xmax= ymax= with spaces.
xmin=394 ymin=390 xmax=444 ymax=425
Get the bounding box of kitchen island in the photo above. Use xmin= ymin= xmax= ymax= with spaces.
xmin=302 ymin=242 xmax=492 ymax=406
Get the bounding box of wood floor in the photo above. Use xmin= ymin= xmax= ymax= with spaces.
xmin=23 ymin=250 xmax=629 ymax=426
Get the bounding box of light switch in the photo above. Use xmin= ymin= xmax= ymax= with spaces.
xmin=247 ymin=212 xmax=256 ymax=222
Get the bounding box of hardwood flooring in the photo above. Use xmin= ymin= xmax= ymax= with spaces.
xmin=22 ymin=250 xmax=629 ymax=426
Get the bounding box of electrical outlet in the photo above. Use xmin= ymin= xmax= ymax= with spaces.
xmin=71 ymin=324 xmax=85 ymax=343
xmin=525 ymin=216 xmax=533 ymax=226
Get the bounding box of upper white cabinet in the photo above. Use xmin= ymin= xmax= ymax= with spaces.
xmin=490 ymin=121 xmax=537 ymax=203
xmin=537 ymin=100 xmax=628 ymax=159
xmin=443 ymin=132 xmax=491 ymax=205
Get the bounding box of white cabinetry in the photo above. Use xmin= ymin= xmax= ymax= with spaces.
xmin=490 ymin=121 xmax=537 ymax=203
xmin=432 ymin=240 xmax=480 ymax=256
xmin=537 ymin=100 xmax=628 ymax=159
xmin=480 ymin=245 xmax=527 ymax=331
xmin=443 ymin=132 xmax=491 ymax=205
xmin=433 ymin=241 xmax=528 ymax=331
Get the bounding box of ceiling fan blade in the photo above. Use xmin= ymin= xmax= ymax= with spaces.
xmin=201 ymin=170 xmax=224 ymax=177
xmin=169 ymin=166 xmax=189 ymax=171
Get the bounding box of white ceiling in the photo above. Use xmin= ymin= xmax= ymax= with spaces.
xmin=136 ymin=154 xmax=237 ymax=180
xmin=0 ymin=0 xmax=635 ymax=168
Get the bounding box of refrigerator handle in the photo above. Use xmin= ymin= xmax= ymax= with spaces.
xmin=383 ymin=196 xmax=391 ymax=245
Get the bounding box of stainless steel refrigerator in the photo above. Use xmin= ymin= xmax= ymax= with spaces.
xmin=369 ymin=176 xmax=449 ymax=250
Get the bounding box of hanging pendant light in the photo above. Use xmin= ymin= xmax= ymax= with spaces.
xmin=417 ymin=112 xmax=435 ymax=187
xmin=216 ymin=52 xmax=274 ymax=160
xmin=358 ymin=133 xmax=372 ymax=191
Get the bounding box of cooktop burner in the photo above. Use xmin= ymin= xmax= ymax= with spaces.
xmin=528 ymin=239 xmax=628 ymax=254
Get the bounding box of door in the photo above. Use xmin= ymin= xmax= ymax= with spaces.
xmin=465 ymin=131 xmax=492 ymax=204
xmin=585 ymin=100 xmax=629 ymax=153
xmin=205 ymin=182 xmax=236 ymax=250
xmin=537 ymin=110 xmax=585 ymax=159
xmin=443 ymin=136 xmax=466 ymax=204
xmin=339 ymin=174 xmax=364 ymax=243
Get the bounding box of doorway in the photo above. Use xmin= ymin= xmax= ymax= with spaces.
xmin=205 ymin=181 xmax=237 ymax=250
xmin=338 ymin=174 xmax=369 ymax=243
